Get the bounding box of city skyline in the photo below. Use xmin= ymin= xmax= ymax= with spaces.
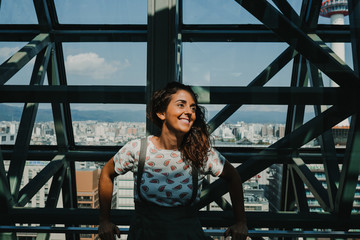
xmin=1 ymin=119 xmax=306 ymax=149
xmin=0 ymin=102 xmax=315 ymax=124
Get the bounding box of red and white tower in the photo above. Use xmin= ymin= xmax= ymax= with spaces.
xmin=320 ymin=0 xmax=349 ymax=126
xmin=320 ymin=0 xmax=349 ymax=83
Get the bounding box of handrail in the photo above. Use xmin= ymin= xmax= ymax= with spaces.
xmin=0 ymin=226 xmax=359 ymax=237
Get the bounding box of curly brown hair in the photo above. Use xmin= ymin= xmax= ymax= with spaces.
xmin=147 ymin=82 xmax=210 ymax=168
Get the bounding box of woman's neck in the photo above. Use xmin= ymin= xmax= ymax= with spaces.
xmin=153 ymin=131 xmax=183 ymax=150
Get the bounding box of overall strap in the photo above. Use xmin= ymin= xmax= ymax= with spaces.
xmin=137 ymin=137 xmax=147 ymax=202
xmin=188 ymin=165 xmax=198 ymax=206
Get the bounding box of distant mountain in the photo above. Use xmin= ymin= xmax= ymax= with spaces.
xmin=0 ymin=104 xmax=312 ymax=124
xmin=0 ymin=104 xmax=23 ymax=121
xmin=0 ymin=104 xmax=145 ymax=123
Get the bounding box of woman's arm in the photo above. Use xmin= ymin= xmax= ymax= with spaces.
xmin=219 ymin=160 xmax=248 ymax=240
xmin=98 ymin=158 xmax=121 ymax=240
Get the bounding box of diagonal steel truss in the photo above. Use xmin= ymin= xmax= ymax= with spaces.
xmin=1 ymin=0 xmax=360 ymax=239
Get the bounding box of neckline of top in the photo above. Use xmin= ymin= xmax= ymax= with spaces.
xmin=147 ymin=135 xmax=180 ymax=152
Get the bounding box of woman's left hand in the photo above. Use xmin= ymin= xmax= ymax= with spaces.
xmin=224 ymin=221 xmax=248 ymax=240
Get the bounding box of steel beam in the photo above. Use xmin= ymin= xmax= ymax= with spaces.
xmin=290 ymin=55 xmax=308 ymax=131
xmin=335 ymin=113 xmax=360 ymax=217
xmin=1 ymin=85 xmax=358 ymax=105
xmin=0 ymin=42 xmax=50 ymax=239
xmin=0 ymin=208 xmax=359 ymax=229
xmin=47 ymin=44 xmax=79 ymax=240
xmin=299 ymin=0 xmax=322 ymax=30
xmin=147 ymin=0 xmax=181 ymax=86
xmin=0 ymin=147 xmax=14 ymax=212
xmin=61 ymin=164 xmax=78 ymax=215
xmin=348 ymin=0 xmax=360 ymax=76
xmin=47 ymin=48 xmax=69 ymax=149
xmin=47 ymin=46 xmax=78 ymax=210
xmin=202 ymin=180 xmax=232 ymax=211
xmin=0 ymin=147 xmax=346 ymax=165
xmin=17 ymin=156 xmax=65 ymax=207
xmin=1 ymin=226 xmax=360 ymax=238
xmin=0 ymin=24 xmax=351 ymax=42
xmin=53 ymin=42 xmax=76 ymax=148
xmin=43 ymin=0 xmax=59 ymax=26
xmin=299 ymin=1 xmax=340 ymax=212
xmin=282 ymin=52 xmax=309 ymax=213
xmin=208 ymin=46 xmax=297 ymax=132
xmin=281 ymin=165 xmax=296 ymax=211
xmin=197 ymin=103 xmax=356 ymax=209
xmin=0 ymin=85 xmax=146 ymax=103
xmin=307 ymin=61 xmax=340 ymax=211
xmin=289 ymin=166 xmax=309 ymax=212
xmin=33 ymin=0 xmax=53 ymax=31
xmin=39 ymin=157 xmax=67 ymax=240
xmin=234 ymin=0 xmax=360 ymax=88
xmin=7 ymin=45 xmax=52 ymax=201
xmin=0 ymin=33 xmax=50 ymax=85
xmin=46 ymin=160 xmax=67 ymax=207
xmin=182 ymin=24 xmax=351 ymax=43
xmin=272 ymin=0 xmax=301 ymax=27
xmin=147 ymin=0 xmax=181 ymax=135
xmin=334 ymin=0 xmax=360 ymax=218
xmin=291 ymin=157 xmax=330 ymax=211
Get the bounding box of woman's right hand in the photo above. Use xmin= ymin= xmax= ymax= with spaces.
xmin=98 ymin=220 xmax=121 ymax=240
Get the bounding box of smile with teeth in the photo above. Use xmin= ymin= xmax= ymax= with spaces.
xmin=179 ymin=117 xmax=190 ymax=123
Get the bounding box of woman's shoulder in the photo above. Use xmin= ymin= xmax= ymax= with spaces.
xmin=205 ymin=147 xmax=225 ymax=164
xmin=207 ymin=146 xmax=220 ymax=157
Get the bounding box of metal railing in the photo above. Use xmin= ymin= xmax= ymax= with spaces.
xmin=0 ymin=225 xmax=359 ymax=238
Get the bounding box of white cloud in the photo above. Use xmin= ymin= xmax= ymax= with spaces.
xmin=65 ymin=52 xmax=130 ymax=80
xmin=0 ymin=47 xmax=20 ymax=60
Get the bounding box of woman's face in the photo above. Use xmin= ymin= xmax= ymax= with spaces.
xmin=157 ymin=89 xmax=197 ymax=136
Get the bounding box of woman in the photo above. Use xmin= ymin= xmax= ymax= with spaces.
xmin=98 ymin=82 xmax=248 ymax=240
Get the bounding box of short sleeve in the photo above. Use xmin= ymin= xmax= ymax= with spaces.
xmin=201 ymin=148 xmax=226 ymax=177
xmin=113 ymin=139 xmax=140 ymax=175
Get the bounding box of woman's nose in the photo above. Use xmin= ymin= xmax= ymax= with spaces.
xmin=184 ymin=105 xmax=192 ymax=114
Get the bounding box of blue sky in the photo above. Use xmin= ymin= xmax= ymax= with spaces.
xmin=0 ymin=0 xmax=352 ymax=117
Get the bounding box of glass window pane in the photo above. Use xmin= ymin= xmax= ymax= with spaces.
xmin=70 ymin=104 xmax=146 ymax=146
xmin=183 ymin=42 xmax=289 ymax=87
xmin=0 ymin=42 xmax=38 ymax=85
xmin=32 ymin=104 xmax=57 ymax=146
xmin=0 ymin=108 xmax=20 ymax=145
xmin=205 ymin=104 xmax=287 ymax=147
xmin=0 ymin=0 xmax=38 ymax=24
xmin=54 ymin=0 xmax=147 ymax=24
xmin=183 ymin=0 xmax=260 ymax=24
xmin=63 ymin=43 xmax=146 ymax=85
xmin=0 ymin=43 xmax=23 ymax=65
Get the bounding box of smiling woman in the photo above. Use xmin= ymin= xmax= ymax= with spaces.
xmin=2 ymin=0 xmax=359 ymax=239
xmin=98 ymin=82 xmax=248 ymax=240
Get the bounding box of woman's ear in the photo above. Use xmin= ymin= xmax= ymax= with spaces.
xmin=156 ymin=112 xmax=165 ymax=121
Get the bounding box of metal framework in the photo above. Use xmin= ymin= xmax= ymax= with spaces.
xmin=1 ymin=0 xmax=360 ymax=239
